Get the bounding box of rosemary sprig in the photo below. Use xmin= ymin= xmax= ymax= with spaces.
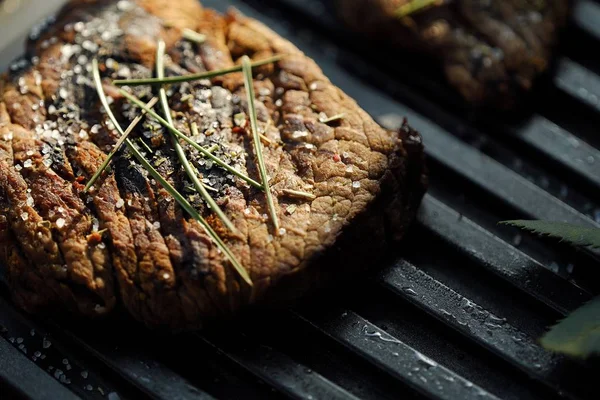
xmin=156 ymin=40 xmax=239 ymax=236
xmin=242 ymin=55 xmax=280 ymax=233
xmin=319 ymin=113 xmax=345 ymax=124
xmin=92 ymin=58 xmax=252 ymax=286
xmin=395 ymin=0 xmax=443 ymax=18
xmin=119 ymin=89 xmax=263 ymax=189
xmin=84 ymin=96 xmax=159 ymax=192
xmin=113 ymin=55 xmax=283 ymax=86
xmin=182 ymin=28 xmax=206 ymax=44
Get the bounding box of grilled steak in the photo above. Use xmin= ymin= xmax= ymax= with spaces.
xmin=337 ymin=0 xmax=570 ymax=108
xmin=0 ymin=0 xmax=427 ymax=330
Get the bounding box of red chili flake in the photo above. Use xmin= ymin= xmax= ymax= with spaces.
xmin=232 ymin=126 xmax=246 ymax=135
xmin=333 ymin=154 xmax=341 ymax=162
xmin=76 ymin=176 xmax=85 ymax=183
xmin=87 ymin=231 xmax=103 ymax=245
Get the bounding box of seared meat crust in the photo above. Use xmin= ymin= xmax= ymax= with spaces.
xmin=0 ymin=0 xmax=427 ymax=330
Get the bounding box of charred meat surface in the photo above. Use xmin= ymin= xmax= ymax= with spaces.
xmin=0 ymin=0 xmax=427 ymax=330
xmin=337 ymin=0 xmax=570 ymax=108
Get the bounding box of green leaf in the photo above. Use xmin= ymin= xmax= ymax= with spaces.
xmin=500 ymin=220 xmax=600 ymax=249
xmin=540 ymin=296 xmax=600 ymax=358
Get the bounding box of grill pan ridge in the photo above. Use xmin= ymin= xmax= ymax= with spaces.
xmin=0 ymin=0 xmax=599 ymax=399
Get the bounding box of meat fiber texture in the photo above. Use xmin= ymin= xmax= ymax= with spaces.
xmin=0 ymin=0 xmax=427 ymax=330
xmin=337 ymin=0 xmax=570 ymax=108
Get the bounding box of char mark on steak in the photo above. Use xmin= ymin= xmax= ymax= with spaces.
xmin=0 ymin=0 xmax=427 ymax=330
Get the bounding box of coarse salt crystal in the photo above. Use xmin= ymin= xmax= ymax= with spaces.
xmin=352 ymin=181 xmax=361 ymax=189
xmin=292 ymin=131 xmax=308 ymax=139
xmin=59 ymin=88 xmax=68 ymax=99
xmin=56 ymin=218 xmax=66 ymax=229
xmin=23 ymin=160 xmax=33 ymax=168
xmin=115 ymin=199 xmax=124 ymax=209
xmin=153 ymin=222 xmax=161 ymax=229
xmin=118 ymin=0 xmax=133 ymax=11
xmin=26 ymin=150 xmax=34 ymax=156
xmin=82 ymin=40 xmax=97 ymax=52
xmin=278 ymin=228 xmax=287 ymax=236
xmin=21 ymin=212 xmax=29 ymax=221
xmin=162 ymin=273 xmax=170 ymax=280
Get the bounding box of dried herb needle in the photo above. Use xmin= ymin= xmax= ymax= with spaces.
xmin=190 ymin=122 xmax=218 ymax=154
xmin=84 ymin=96 xmax=159 ymax=192
xmin=119 ymin=89 xmax=263 ymax=189
xmin=282 ymin=189 xmax=316 ymax=201
xmin=395 ymin=0 xmax=443 ymax=18
xmin=137 ymin=138 xmax=153 ymax=154
xmin=92 ymin=58 xmax=252 ymax=286
xmin=242 ymin=55 xmax=280 ymax=232
xmin=156 ymin=40 xmax=239 ymax=236
xmin=204 ymin=144 xmax=219 ymax=153
xmin=182 ymin=28 xmax=206 ymax=44
xmin=319 ymin=113 xmax=345 ymax=124
xmin=113 ymin=55 xmax=283 ymax=86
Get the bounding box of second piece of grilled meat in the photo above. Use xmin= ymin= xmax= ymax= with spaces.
xmin=337 ymin=0 xmax=570 ymax=108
